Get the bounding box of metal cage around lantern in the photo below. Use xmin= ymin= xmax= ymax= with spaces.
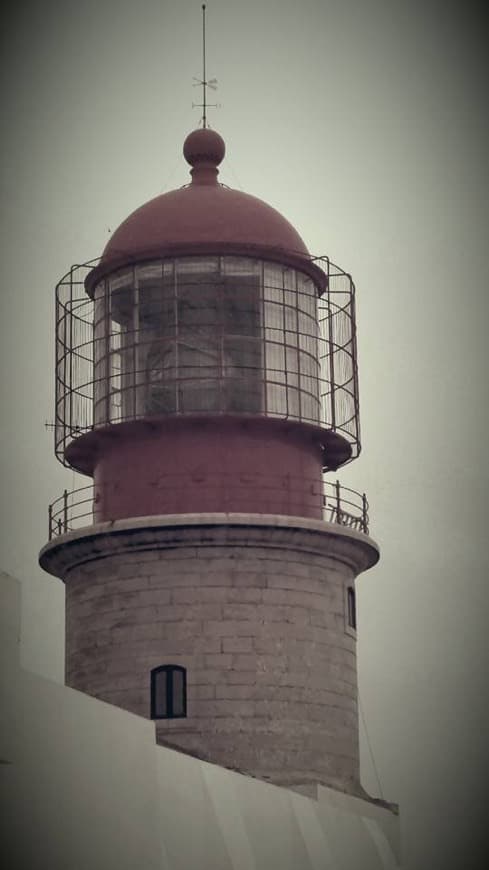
xmin=54 ymin=255 xmax=360 ymax=468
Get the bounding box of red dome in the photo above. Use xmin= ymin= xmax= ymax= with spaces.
xmin=102 ymin=183 xmax=310 ymax=261
xmin=86 ymin=129 xmax=324 ymax=292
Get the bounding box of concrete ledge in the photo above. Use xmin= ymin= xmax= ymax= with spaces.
xmin=39 ymin=513 xmax=380 ymax=580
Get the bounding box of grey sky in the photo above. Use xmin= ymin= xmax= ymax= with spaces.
xmin=1 ymin=2 xmax=488 ymax=868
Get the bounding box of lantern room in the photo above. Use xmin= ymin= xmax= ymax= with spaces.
xmin=91 ymin=256 xmax=323 ymax=425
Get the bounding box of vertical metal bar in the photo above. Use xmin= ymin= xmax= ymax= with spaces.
xmin=350 ymin=278 xmax=360 ymax=452
xmin=107 ymin=275 xmax=112 ymax=424
xmin=121 ymin=294 xmax=128 ymax=421
xmin=63 ymin=292 xmax=68 ymax=456
xmin=69 ymin=271 xmax=74 ymax=450
xmin=105 ymin=276 xmax=111 ymax=425
xmin=293 ymin=267 xmax=299 ymax=420
xmin=55 ymin=287 xmax=60 ymax=459
xmin=202 ymin=4 xmax=207 ymax=128
xmin=133 ymin=266 xmax=139 ymax=418
xmin=294 ymin=268 xmax=299 ymax=421
xmin=317 ymin=257 xmax=329 ymax=428
xmin=327 ymin=264 xmax=336 ymax=430
xmin=280 ymin=265 xmax=287 ymax=419
xmin=362 ymin=492 xmax=368 ymax=533
xmin=91 ymin=281 xmax=98 ymax=430
xmin=314 ymin=274 xmax=321 ymax=425
xmin=218 ymin=256 xmax=223 ymax=411
xmin=174 ymin=260 xmax=179 ymax=413
xmin=48 ymin=503 xmax=53 ymax=541
xmin=335 ymin=480 xmax=341 ymax=523
xmin=281 ymin=265 xmax=288 ymax=419
xmin=83 ymin=271 xmax=90 ymax=431
xmin=261 ymin=259 xmax=266 ymax=415
xmin=63 ymin=489 xmax=68 ymax=533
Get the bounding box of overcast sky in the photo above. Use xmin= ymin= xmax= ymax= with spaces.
xmin=1 ymin=2 xmax=488 ymax=868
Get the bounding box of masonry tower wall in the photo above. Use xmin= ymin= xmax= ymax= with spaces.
xmin=41 ymin=515 xmax=377 ymax=796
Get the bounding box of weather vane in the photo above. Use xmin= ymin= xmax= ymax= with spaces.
xmin=192 ymin=4 xmax=219 ymax=127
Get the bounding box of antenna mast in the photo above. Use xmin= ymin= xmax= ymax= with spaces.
xmin=202 ymin=4 xmax=207 ymax=128
xmin=192 ymin=4 xmax=219 ymax=127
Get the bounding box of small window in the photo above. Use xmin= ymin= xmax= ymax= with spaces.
xmin=347 ymin=586 xmax=357 ymax=630
xmin=150 ymin=665 xmax=187 ymax=719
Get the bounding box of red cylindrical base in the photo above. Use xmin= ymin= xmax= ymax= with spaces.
xmin=89 ymin=417 xmax=325 ymax=522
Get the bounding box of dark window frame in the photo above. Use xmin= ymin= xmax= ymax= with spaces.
xmin=347 ymin=586 xmax=357 ymax=631
xmin=150 ymin=664 xmax=187 ymax=720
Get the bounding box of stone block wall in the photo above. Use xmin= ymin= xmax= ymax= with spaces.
xmin=41 ymin=515 xmax=378 ymax=797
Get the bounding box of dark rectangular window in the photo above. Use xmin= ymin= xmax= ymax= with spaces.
xmin=151 ymin=665 xmax=187 ymax=719
xmin=347 ymin=586 xmax=357 ymax=630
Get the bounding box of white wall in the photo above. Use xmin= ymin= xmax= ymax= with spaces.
xmin=1 ymin=573 xmax=400 ymax=870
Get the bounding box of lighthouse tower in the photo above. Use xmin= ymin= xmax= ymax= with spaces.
xmin=40 ymin=126 xmax=379 ymax=798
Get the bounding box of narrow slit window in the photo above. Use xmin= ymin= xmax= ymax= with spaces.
xmin=347 ymin=586 xmax=357 ymax=630
xmin=150 ymin=664 xmax=187 ymax=719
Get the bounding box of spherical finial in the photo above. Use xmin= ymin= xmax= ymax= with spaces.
xmin=183 ymin=128 xmax=226 ymax=169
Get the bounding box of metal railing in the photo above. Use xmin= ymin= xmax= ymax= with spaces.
xmin=322 ymin=481 xmax=369 ymax=534
xmin=53 ymin=255 xmax=360 ymax=472
xmin=47 ymin=479 xmax=369 ymax=540
xmin=48 ymin=485 xmax=95 ymax=540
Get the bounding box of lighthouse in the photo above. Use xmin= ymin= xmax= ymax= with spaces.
xmin=40 ymin=126 xmax=379 ymax=799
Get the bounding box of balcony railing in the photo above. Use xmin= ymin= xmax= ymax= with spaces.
xmin=48 ymin=485 xmax=94 ymax=539
xmin=323 ymin=481 xmax=369 ymax=534
xmin=47 ymin=480 xmax=369 ymax=540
